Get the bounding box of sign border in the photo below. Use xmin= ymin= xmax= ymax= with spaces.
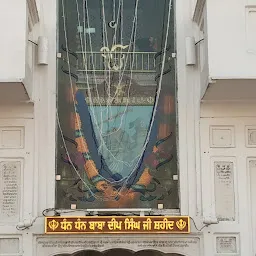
xmin=45 ymin=216 xmax=190 ymax=234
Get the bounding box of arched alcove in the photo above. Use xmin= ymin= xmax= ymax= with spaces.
xmin=73 ymin=250 xmax=103 ymax=256
xmin=55 ymin=249 xmax=186 ymax=256
xmin=134 ymin=250 xmax=183 ymax=256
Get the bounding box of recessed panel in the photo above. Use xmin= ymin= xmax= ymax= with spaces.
xmin=246 ymin=126 xmax=256 ymax=147
xmin=210 ymin=126 xmax=235 ymax=148
xmin=214 ymin=161 xmax=235 ymax=221
xmin=216 ymin=236 xmax=238 ymax=254
xmin=0 ymin=237 xmax=20 ymax=253
xmin=0 ymin=161 xmax=21 ymax=222
xmin=0 ymin=127 xmax=24 ymax=149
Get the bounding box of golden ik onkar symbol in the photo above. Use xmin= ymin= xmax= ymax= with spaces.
xmin=100 ymin=44 xmax=129 ymax=71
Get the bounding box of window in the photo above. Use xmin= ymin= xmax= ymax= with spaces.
xmin=56 ymin=0 xmax=178 ymax=210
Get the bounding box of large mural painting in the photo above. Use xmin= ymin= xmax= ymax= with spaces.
xmin=56 ymin=0 xmax=178 ymax=209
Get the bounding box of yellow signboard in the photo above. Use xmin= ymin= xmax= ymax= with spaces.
xmin=45 ymin=216 xmax=190 ymax=234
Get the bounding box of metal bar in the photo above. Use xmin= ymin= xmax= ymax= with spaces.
xmin=85 ymin=208 xmax=152 ymax=212
xmin=147 ymin=53 xmax=150 ymax=70
xmin=130 ymin=54 xmax=132 ymax=70
xmin=135 ymin=53 xmax=138 ymax=70
xmin=57 ymin=209 xmax=181 ymax=216
xmin=94 ymin=53 xmax=97 ymax=70
xmin=76 ymin=52 xmax=157 ymax=72
xmin=76 ymin=51 xmax=157 ymax=54
xmin=77 ymin=70 xmax=156 ymax=73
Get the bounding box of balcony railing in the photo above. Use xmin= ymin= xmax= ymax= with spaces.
xmin=76 ymin=51 xmax=157 ymax=73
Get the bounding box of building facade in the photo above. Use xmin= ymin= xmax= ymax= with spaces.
xmin=0 ymin=0 xmax=256 ymax=255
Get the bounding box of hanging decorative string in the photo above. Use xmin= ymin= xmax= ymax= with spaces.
xmin=75 ymin=0 xmax=143 ymax=176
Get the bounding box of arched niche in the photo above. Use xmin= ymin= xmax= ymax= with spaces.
xmin=55 ymin=249 xmax=186 ymax=256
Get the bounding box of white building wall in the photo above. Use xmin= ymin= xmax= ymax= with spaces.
xmin=200 ymin=103 xmax=256 ymax=256
xmin=0 ymin=0 xmax=255 ymax=255
xmin=0 ymin=0 xmax=39 ymax=101
xmin=207 ymin=0 xmax=256 ymax=79
xmin=0 ymin=0 xmax=27 ymax=82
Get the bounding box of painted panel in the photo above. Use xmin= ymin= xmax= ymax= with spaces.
xmin=56 ymin=0 xmax=178 ymax=209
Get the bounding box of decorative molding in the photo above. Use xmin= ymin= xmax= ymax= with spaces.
xmin=27 ymin=0 xmax=39 ymax=32
xmin=193 ymin=0 xmax=206 ymax=25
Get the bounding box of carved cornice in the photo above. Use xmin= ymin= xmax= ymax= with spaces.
xmin=27 ymin=0 xmax=39 ymax=31
xmin=193 ymin=0 xmax=206 ymax=25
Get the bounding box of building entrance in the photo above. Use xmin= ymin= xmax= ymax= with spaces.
xmin=56 ymin=249 xmax=184 ymax=256
xmin=37 ymin=235 xmax=200 ymax=256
